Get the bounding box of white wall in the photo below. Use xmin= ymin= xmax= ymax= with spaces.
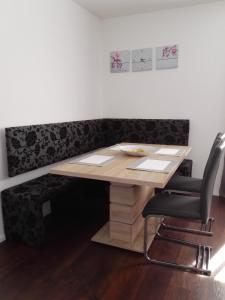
xmin=1 ymin=0 xmax=225 ymax=243
xmin=0 ymin=0 xmax=103 ymax=241
xmin=102 ymin=1 xmax=225 ymax=195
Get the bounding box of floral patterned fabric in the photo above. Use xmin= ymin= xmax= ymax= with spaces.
xmin=175 ymin=159 xmax=193 ymax=177
xmin=2 ymin=118 xmax=191 ymax=246
xmin=6 ymin=118 xmax=189 ymax=177
xmin=103 ymin=118 xmax=189 ymax=146
xmin=1 ymin=174 xmax=79 ymax=246
xmin=2 ymin=174 xmax=108 ymax=247
xmin=6 ymin=119 xmax=106 ymax=177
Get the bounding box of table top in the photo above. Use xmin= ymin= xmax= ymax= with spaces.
xmin=50 ymin=143 xmax=191 ymax=188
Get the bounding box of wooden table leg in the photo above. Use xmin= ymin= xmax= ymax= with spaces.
xmin=91 ymin=183 xmax=161 ymax=253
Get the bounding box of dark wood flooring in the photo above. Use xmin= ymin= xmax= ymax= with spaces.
xmin=0 ymin=196 xmax=225 ymax=300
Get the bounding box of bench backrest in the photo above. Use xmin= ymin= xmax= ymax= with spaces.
xmin=5 ymin=118 xmax=189 ymax=177
xmin=104 ymin=119 xmax=189 ymax=146
xmin=6 ymin=119 xmax=106 ymax=177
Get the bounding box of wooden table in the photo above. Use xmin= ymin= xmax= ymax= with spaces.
xmin=50 ymin=143 xmax=191 ymax=253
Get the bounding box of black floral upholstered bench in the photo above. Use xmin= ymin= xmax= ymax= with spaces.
xmin=1 ymin=118 xmax=192 ymax=247
xmin=1 ymin=174 xmax=79 ymax=246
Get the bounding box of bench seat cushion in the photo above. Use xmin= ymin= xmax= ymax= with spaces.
xmin=175 ymin=159 xmax=193 ymax=177
xmin=1 ymin=174 xmax=79 ymax=246
xmin=2 ymin=174 xmax=78 ymax=204
xmin=1 ymin=174 xmax=109 ymax=246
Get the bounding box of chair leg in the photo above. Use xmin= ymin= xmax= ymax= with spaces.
xmin=160 ymin=218 xmax=214 ymax=236
xmin=143 ymin=216 xmax=212 ymax=276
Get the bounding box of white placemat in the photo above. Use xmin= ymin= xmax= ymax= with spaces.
xmin=137 ymin=159 xmax=170 ymax=171
xmin=109 ymin=144 xmax=123 ymax=150
xmin=127 ymin=157 xmax=177 ymax=173
xmin=156 ymin=148 xmax=179 ymax=155
xmin=69 ymin=154 xmax=115 ymax=166
xmin=154 ymin=147 xmax=185 ymax=156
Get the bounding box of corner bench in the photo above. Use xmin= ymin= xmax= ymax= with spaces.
xmin=2 ymin=174 xmax=108 ymax=246
xmin=1 ymin=118 xmax=192 ymax=247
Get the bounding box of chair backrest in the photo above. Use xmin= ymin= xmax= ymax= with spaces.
xmin=203 ymin=133 xmax=225 ymax=179
xmin=200 ymin=139 xmax=225 ymax=223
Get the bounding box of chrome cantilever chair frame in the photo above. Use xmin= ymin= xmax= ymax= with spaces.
xmin=161 ymin=189 xmax=214 ymax=236
xmin=160 ymin=215 xmax=214 ymax=237
xmin=143 ymin=139 xmax=225 ymax=276
xmin=161 ymin=133 xmax=225 ymax=237
xmin=144 ymin=215 xmax=212 ymax=276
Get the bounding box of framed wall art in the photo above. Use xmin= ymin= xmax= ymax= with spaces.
xmin=156 ymin=45 xmax=178 ymax=70
xmin=110 ymin=50 xmax=130 ymax=73
xmin=132 ymin=48 xmax=153 ymax=72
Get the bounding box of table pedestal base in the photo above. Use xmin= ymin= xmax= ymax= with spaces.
xmin=92 ymin=219 xmax=160 ymax=253
xmin=91 ymin=183 xmax=160 ymax=253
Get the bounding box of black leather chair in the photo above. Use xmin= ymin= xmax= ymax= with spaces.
xmin=142 ymin=139 xmax=225 ymax=276
xmin=161 ymin=132 xmax=225 ymax=236
xmin=165 ymin=132 xmax=225 ymax=194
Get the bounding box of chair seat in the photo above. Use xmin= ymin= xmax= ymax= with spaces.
xmin=165 ymin=175 xmax=202 ymax=193
xmin=142 ymin=193 xmax=201 ymax=220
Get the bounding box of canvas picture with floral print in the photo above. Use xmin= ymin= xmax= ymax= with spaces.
xmin=156 ymin=45 xmax=178 ymax=69
xmin=132 ymin=48 xmax=153 ymax=72
xmin=111 ymin=50 xmax=130 ymax=73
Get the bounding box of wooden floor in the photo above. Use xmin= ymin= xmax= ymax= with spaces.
xmin=0 ymin=196 xmax=225 ymax=300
